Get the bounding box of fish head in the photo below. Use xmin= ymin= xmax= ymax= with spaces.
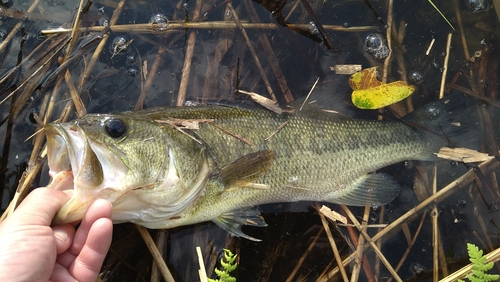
xmin=45 ymin=112 xmax=210 ymax=226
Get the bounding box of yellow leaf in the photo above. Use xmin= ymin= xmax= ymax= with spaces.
xmin=352 ymin=82 xmax=415 ymax=109
xmin=348 ymin=67 xmax=382 ymax=90
xmin=349 ymin=67 xmax=416 ymax=109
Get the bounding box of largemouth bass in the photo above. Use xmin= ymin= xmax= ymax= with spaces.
xmin=44 ymin=94 xmax=477 ymax=240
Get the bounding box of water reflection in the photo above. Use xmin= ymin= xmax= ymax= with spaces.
xmin=0 ymin=0 xmax=499 ymax=281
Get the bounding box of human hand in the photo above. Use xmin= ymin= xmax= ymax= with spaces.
xmin=0 ymin=187 xmax=113 ymax=282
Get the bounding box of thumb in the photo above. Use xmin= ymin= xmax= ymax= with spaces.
xmin=13 ymin=188 xmax=71 ymax=226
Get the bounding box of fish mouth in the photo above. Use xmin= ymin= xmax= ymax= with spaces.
xmin=45 ymin=122 xmax=103 ymax=224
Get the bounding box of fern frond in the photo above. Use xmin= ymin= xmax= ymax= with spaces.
xmin=462 ymin=243 xmax=499 ymax=282
xmin=208 ymin=248 xmax=238 ymax=282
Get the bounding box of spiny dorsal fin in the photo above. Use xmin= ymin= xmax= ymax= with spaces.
xmin=212 ymin=207 xmax=267 ymax=242
xmin=215 ymin=150 xmax=275 ymax=189
xmin=328 ymin=173 xmax=400 ymax=207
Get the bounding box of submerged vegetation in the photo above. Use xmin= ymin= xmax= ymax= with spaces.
xmin=0 ymin=0 xmax=499 ymax=281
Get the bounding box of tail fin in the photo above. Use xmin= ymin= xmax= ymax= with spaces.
xmin=403 ymin=92 xmax=480 ymax=158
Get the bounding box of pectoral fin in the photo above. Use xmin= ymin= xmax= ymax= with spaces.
xmin=212 ymin=207 xmax=267 ymax=242
xmin=215 ymin=150 xmax=275 ymax=189
xmin=329 ymin=173 xmax=400 ymax=206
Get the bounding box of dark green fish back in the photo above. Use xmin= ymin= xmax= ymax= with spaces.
xmin=127 ymin=104 xmax=430 ymax=207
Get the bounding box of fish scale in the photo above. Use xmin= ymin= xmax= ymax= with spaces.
xmin=45 ymin=93 xmax=478 ymax=240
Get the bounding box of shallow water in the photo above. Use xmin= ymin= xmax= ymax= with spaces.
xmin=0 ymin=0 xmax=500 ymax=281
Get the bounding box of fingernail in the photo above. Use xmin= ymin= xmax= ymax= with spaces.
xmin=53 ymin=229 xmax=68 ymax=242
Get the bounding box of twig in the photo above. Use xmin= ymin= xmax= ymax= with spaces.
xmin=325 ymin=158 xmax=498 ymax=278
xmin=135 ymin=47 xmax=165 ymax=110
xmin=284 ymin=0 xmax=302 ymax=21
xmin=453 ymin=0 xmax=470 ymax=60
xmin=374 ymin=205 xmax=385 ymax=279
xmin=440 ymin=246 xmax=500 ymax=282
xmin=265 ymin=121 xmax=288 ymax=141
xmin=432 ymin=165 xmax=439 ymax=281
xmin=350 ymin=206 xmax=372 ymax=282
xmin=243 ymin=0 xmax=293 ymax=103
xmin=439 ymin=33 xmax=452 ymax=99
xmin=197 ymin=246 xmax=208 ymax=282
xmin=1 ymin=99 xmax=73 ymax=221
xmin=208 ymin=122 xmax=253 ymax=146
xmin=426 ymin=38 xmax=435 ymax=55
xmin=382 ymin=0 xmax=394 ymax=83
xmin=238 ymin=89 xmax=282 ymax=114
xmin=0 ymin=0 xmax=41 ymax=55
xmin=151 ymin=231 xmax=167 ymax=282
xmin=387 ymin=211 xmax=428 ymax=282
xmin=299 ymin=77 xmax=319 ymax=111
xmin=176 ymin=0 xmax=203 ymax=106
xmin=319 ymin=211 xmax=350 ymax=282
xmin=78 ymin=0 xmax=125 ymax=91
xmin=299 ymin=0 xmax=336 ymax=51
xmin=65 ymin=70 xmax=86 ymax=117
xmin=227 ymin=3 xmax=276 ymax=101
xmin=136 ymin=225 xmax=175 ymax=282
xmin=340 ymin=205 xmax=403 ymax=282
xmin=202 ymin=4 xmax=235 ymax=102
xmin=449 ymin=84 xmax=500 ymax=109
xmin=63 ymin=0 xmax=86 ymax=61
xmin=0 ymin=36 xmax=70 ymax=108
xmin=285 ymin=227 xmax=324 ymax=282
xmin=40 ymin=22 xmax=377 ymax=35
xmin=155 ymin=119 xmax=204 ymax=144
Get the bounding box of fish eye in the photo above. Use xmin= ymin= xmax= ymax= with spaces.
xmin=104 ymin=118 xmax=127 ymax=138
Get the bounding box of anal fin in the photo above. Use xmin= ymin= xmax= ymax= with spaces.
xmin=212 ymin=207 xmax=267 ymax=242
xmin=329 ymin=173 xmax=400 ymax=207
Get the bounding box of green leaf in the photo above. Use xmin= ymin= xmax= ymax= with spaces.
xmin=484 ymin=273 xmax=500 ymax=281
xmin=463 ymin=243 xmax=499 ymax=282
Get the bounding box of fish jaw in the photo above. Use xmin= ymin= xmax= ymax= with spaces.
xmin=45 ymin=121 xmax=128 ymax=224
xmin=45 ymin=123 xmax=84 ymax=193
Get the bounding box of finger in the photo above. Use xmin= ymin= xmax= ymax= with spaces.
xmin=70 ymin=199 xmax=112 ymax=254
xmin=49 ymin=263 xmax=78 ymax=282
xmin=52 ymin=224 xmax=75 ymax=254
xmin=13 ymin=188 xmax=71 ymax=226
xmin=69 ymin=217 xmax=113 ymax=281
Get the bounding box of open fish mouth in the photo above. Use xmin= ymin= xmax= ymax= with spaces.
xmin=45 ymin=122 xmax=104 ymax=224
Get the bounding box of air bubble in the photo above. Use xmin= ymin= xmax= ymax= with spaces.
xmin=408 ymin=70 xmax=424 ymax=85
xmin=404 ymin=160 xmax=414 ymax=169
xmin=465 ymin=0 xmax=490 ymax=13
xmin=127 ymin=67 xmax=139 ymax=78
xmin=0 ymin=0 xmax=13 ymax=8
xmin=410 ymin=263 xmax=425 ymax=275
xmin=149 ymin=14 xmax=169 ymax=32
xmin=126 ymin=53 xmax=136 ymax=65
xmin=309 ymin=21 xmax=319 ymax=35
xmin=431 ymin=60 xmax=440 ymax=69
xmin=426 ymin=105 xmax=442 ymax=118
xmin=110 ymin=36 xmax=130 ymax=56
xmin=365 ymin=33 xmax=390 ymax=61
xmin=99 ymin=18 xmax=109 ymax=27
